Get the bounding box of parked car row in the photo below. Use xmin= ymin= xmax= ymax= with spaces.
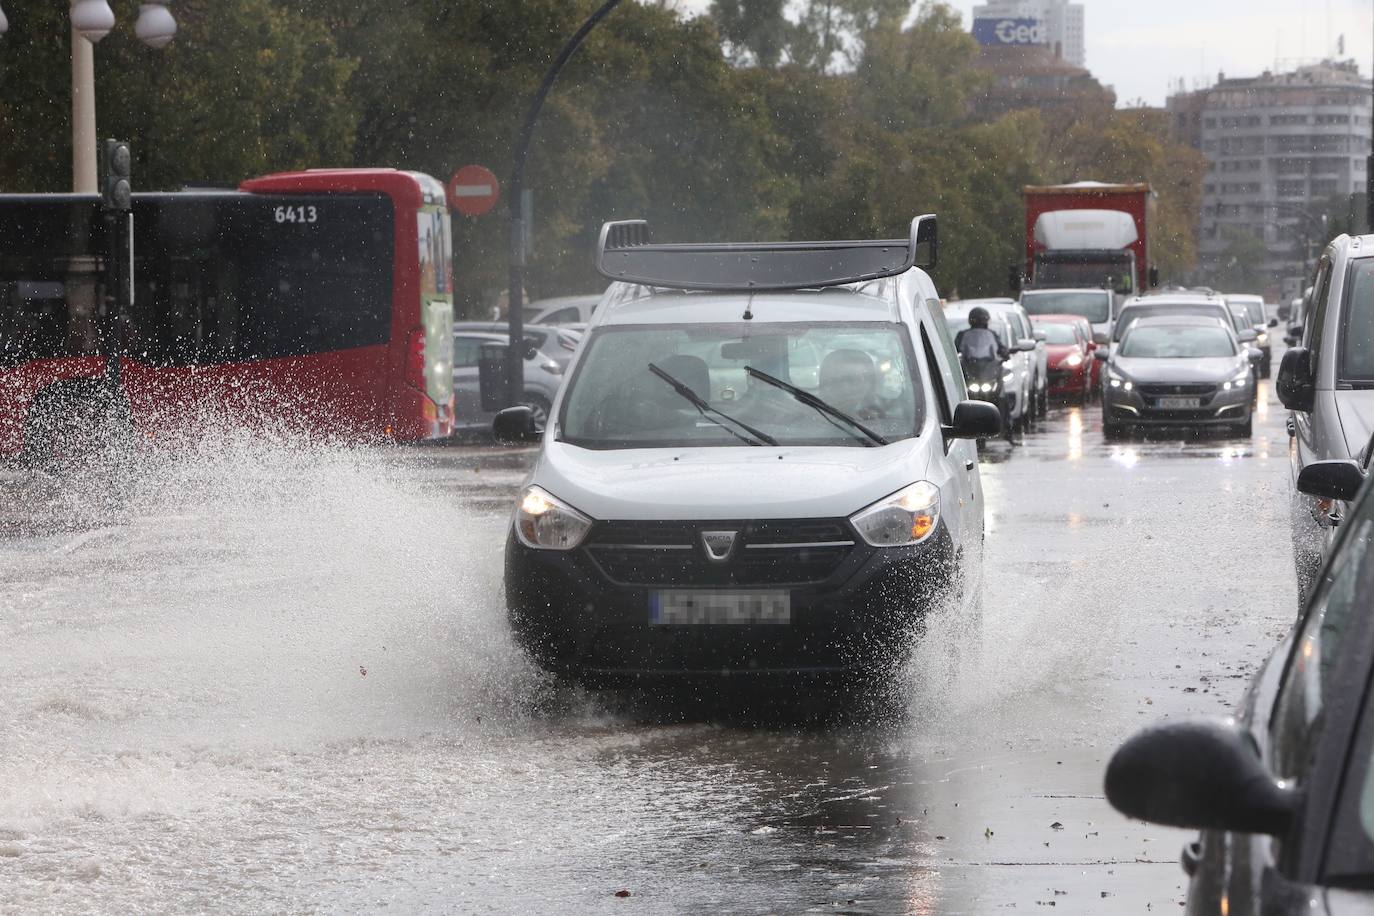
xmin=1102 ymin=233 xmax=1374 ymax=914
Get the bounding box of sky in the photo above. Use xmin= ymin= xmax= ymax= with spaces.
xmin=670 ymin=0 xmax=1374 ymax=107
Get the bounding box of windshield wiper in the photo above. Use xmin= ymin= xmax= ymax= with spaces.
xmin=647 ymin=363 xmax=777 ymax=446
xmin=743 ymin=366 xmax=888 ymax=447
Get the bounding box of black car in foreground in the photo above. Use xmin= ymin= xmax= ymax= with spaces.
xmin=1104 ymin=466 xmax=1374 ymax=914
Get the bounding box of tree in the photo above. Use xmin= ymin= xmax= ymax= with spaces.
xmin=0 ymin=0 xmax=357 ymax=192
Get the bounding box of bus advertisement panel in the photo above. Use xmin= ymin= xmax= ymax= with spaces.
xmin=0 ymin=169 xmax=455 ymax=459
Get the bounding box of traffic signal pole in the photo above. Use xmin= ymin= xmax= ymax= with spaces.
xmin=506 ymin=0 xmax=623 ymax=413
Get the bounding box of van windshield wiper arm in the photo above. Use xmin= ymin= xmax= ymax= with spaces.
xmin=647 ymin=363 xmax=777 ymax=446
xmin=744 ymin=366 xmax=888 ymax=446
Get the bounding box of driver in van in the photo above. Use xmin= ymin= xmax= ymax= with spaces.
xmin=818 ymin=348 xmax=885 ymax=420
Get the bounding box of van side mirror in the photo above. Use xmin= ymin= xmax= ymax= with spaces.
xmin=1277 ymin=347 xmax=1316 ymax=412
xmin=1016 ymin=338 xmax=1037 ymax=352
xmin=1093 ymin=349 xmax=1110 ymax=361
xmin=1032 ymin=330 xmax=1047 ymax=342
xmin=1237 ymin=328 xmax=1258 ymax=343
xmin=1105 ymin=718 xmax=1297 ymax=836
xmin=946 ymin=400 xmax=1002 ymax=440
xmin=1247 ymin=347 xmax=1264 ymax=363
xmin=493 ymin=405 xmax=541 ymax=444
xmin=1297 ymin=459 xmax=1366 ymax=502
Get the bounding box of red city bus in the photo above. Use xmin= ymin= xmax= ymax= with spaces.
xmin=0 ymin=168 xmax=454 ymax=458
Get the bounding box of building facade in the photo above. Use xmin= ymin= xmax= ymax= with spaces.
xmin=970 ymin=0 xmax=1085 ymax=68
xmin=1168 ymin=60 xmax=1372 ymax=293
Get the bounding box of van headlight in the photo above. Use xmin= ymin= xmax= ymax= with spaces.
xmin=850 ymin=481 xmax=941 ymax=547
xmin=515 ymin=486 xmax=592 ymax=550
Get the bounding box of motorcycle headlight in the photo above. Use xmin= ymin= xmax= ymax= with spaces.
xmin=515 ymin=486 xmax=592 ymax=550
xmin=850 ymin=481 xmax=941 ymax=548
xmin=1257 ymin=332 xmax=1269 ymax=345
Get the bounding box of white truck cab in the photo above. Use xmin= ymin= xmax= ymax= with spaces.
xmin=493 ymin=217 xmax=999 ymax=686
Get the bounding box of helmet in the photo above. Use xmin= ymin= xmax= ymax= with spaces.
xmin=968 ymin=306 xmax=991 ymax=327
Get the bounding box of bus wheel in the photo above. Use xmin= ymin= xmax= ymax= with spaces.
xmin=520 ymin=393 xmax=552 ymax=432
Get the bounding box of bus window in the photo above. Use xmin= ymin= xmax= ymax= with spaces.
xmin=126 ymin=194 xmax=395 ymax=366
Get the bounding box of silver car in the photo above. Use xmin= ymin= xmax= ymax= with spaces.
xmin=451 ymin=329 xmax=567 ymax=433
xmin=1278 ymin=233 xmax=1374 ymax=599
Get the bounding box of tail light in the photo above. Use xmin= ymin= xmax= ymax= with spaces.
xmin=406 ymin=328 xmax=426 ymax=391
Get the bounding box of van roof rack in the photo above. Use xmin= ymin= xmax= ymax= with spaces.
xmin=595 ymin=215 xmax=937 ymax=291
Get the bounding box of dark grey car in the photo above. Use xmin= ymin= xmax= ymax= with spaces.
xmin=1105 ymin=471 xmax=1374 ymax=915
xmin=1098 ymin=315 xmax=1259 ymax=437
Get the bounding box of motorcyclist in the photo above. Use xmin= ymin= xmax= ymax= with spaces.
xmin=955 ymin=307 xmax=1014 ymax=443
xmin=954 ymin=307 xmax=1009 ymax=365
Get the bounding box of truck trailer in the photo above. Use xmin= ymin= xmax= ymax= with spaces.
xmin=1017 ymin=182 xmax=1158 ymax=296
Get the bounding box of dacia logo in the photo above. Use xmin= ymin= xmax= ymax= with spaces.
xmin=700 ymin=531 xmax=738 ymax=562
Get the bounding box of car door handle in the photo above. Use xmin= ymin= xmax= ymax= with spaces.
xmin=965 ymin=459 xmax=975 ymax=471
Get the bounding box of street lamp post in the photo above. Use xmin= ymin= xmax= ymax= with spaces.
xmin=505 ymin=0 xmax=623 ymax=411
xmin=0 ymin=1 xmax=178 ymax=192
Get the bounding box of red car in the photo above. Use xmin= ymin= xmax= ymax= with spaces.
xmin=1031 ymin=314 xmax=1095 ymax=403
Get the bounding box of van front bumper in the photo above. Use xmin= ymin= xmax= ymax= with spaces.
xmin=505 ymin=519 xmax=959 ymax=685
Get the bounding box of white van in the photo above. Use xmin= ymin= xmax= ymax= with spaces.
xmin=491 ymin=217 xmax=999 ymax=687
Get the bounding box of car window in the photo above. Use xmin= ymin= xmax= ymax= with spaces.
xmin=1035 ymin=323 xmax=1078 ymax=345
xmin=1339 ymin=259 xmax=1374 ymax=383
xmin=541 ymin=307 xmax=580 ymax=325
xmin=1270 ymin=502 xmax=1373 ymax=780
xmin=925 ymin=301 xmax=968 ymax=407
xmin=453 ymin=335 xmax=486 ymax=368
xmin=559 ymin=322 xmax=924 ymax=449
xmin=1020 ymin=291 xmax=1110 ymax=323
xmin=1306 ymin=256 xmax=1335 ymax=356
xmin=1119 ymin=325 xmax=1235 ymax=358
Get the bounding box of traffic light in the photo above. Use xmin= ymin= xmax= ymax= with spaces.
xmin=101 ymin=139 xmax=131 ymax=211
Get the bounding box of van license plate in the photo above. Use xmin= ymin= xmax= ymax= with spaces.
xmin=1157 ymin=397 xmax=1201 ymax=409
xmin=650 ymin=590 xmax=791 ymax=625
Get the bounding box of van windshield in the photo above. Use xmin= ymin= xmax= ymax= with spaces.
xmin=559 ymin=322 xmax=923 ymax=449
xmin=1020 ymin=290 xmax=1110 ymax=323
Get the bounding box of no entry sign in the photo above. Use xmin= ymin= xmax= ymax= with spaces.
xmin=447 ymin=165 xmax=500 ymax=217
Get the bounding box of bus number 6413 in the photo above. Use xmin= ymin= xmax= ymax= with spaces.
xmin=274 ymin=205 xmax=318 ymax=224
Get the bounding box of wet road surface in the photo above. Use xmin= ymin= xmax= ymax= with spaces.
xmin=0 ymin=384 xmax=1297 ymax=914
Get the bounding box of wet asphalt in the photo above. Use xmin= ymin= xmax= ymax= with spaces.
xmin=0 ymin=372 xmax=1298 ymax=914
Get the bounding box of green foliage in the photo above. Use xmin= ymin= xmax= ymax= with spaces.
xmin=0 ymin=0 xmax=1206 ymax=312
xmin=0 ymin=0 xmax=357 ymax=192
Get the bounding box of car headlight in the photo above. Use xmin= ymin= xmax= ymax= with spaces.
xmin=1107 ymin=368 xmax=1133 ymax=391
xmin=1223 ymin=369 xmax=1250 ymax=391
xmin=850 ymin=481 xmax=941 ymax=547
xmin=515 ymin=486 xmax=592 ymax=550
xmin=1064 ymin=352 xmax=1084 ymax=368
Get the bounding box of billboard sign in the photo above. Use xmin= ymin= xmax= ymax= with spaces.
xmin=972 ymin=17 xmax=1048 ymax=47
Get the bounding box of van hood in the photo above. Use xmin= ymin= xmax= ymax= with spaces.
xmin=1334 ymin=390 xmax=1374 ymax=458
xmin=533 ymin=441 xmax=932 ymax=521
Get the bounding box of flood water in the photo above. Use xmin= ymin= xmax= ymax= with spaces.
xmin=0 ymin=387 xmax=1296 ymax=914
